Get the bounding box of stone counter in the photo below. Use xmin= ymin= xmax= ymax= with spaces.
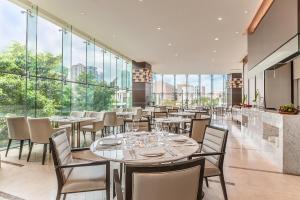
xmin=241 ymin=108 xmax=300 ymax=175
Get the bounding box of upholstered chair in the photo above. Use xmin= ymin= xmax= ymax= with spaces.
xmin=190 ymin=125 xmax=229 ymax=200
xmin=70 ymin=111 xmax=85 ymax=118
xmin=5 ymin=116 xmax=31 ymax=159
xmin=80 ymin=112 xmax=105 ymax=141
xmin=50 ymin=129 xmax=110 ymax=200
xmin=124 ymin=119 xmax=151 ymax=132
xmin=113 ymin=158 xmax=205 ymax=200
xmin=159 ymin=106 xmax=167 ymax=112
xmin=103 ymin=112 xmax=124 ymax=135
xmin=27 ymin=118 xmax=69 ymax=165
xmin=132 ymin=108 xmax=142 ymax=121
xmin=189 ymin=118 xmax=211 ymax=144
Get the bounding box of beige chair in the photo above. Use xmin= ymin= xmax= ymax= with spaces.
xmin=189 ymin=118 xmax=211 ymax=144
xmin=50 ymin=129 xmax=110 ymax=200
xmin=104 ymin=112 xmax=124 ymax=135
xmin=27 ymin=118 xmax=69 ymax=165
xmin=70 ymin=111 xmax=85 ymax=118
xmin=190 ymin=125 xmax=229 ymax=200
xmin=5 ymin=116 xmax=31 ymax=159
xmin=113 ymin=158 xmax=205 ymax=200
xmin=80 ymin=112 xmax=105 ymax=141
xmin=132 ymin=108 xmax=142 ymax=121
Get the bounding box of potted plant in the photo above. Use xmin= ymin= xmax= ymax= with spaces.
xmin=279 ymin=104 xmax=298 ymax=115
xmin=252 ymin=89 xmax=260 ymax=108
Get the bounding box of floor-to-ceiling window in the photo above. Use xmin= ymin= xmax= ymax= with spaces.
xmin=152 ymin=73 xmax=227 ymax=107
xmin=0 ymin=0 xmax=132 ymax=149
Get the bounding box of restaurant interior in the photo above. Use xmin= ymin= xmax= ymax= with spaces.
xmin=1 ymin=0 xmax=300 ymax=200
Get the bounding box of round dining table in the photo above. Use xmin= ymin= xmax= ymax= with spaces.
xmin=169 ymin=112 xmax=196 ymax=118
xmin=90 ymin=132 xmax=199 ymax=165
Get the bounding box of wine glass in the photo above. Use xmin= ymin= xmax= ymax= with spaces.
xmin=132 ymin=120 xmax=139 ymax=133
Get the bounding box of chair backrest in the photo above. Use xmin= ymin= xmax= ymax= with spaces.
xmin=6 ymin=116 xmax=30 ymax=140
xmin=133 ymin=108 xmax=142 ymax=120
xmin=104 ymin=112 xmax=117 ymax=126
xmin=89 ymin=111 xmax=105 ymax=120
xmin=27 ymin=118 xmax=53 ymax=144
xmin=189 ymin=118 xmax=211 ymax=143
xmin=70 ymin=111 xmax=84 ymax=118
xmin=159 ymin=106 xmax=167 ymax=112
xmin=194 ymin=112 xmax=202 ymax=119
xmin=153 ymin=112 xmax=168 ymax=118
xmin=125 ymin=120 xmax=151 ymax=132
xmin=202 ymin=126 xmax=228 ymax=168
xmin=167 ymin=108 xmax=178 ymax=113
xmin=125 ymin=158 xmax=205 ymax=200
xmin=84 ymin=111 xmax=94 ymax=117
xmin=49 ymin=129 xmax=73 ymax=184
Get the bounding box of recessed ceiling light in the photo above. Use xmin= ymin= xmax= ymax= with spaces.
xmin=138 ymin=0 xmax=143 ymax=2
xmin=214 ymin=37 xmax=219 ymax=41
xmin=168 ymin=43 xmax=172 ymax=46
xmin=157 ymin=27 xmax=161 ymax=30
xmin=80 ymin=12 xmax=86 ymax=15
xmin=235 ymin=31 xmax=239 ymax=34
xmin=213 ymin=50 xmax=217 ymax=53
xmin=175 ymin=53 xmax=179 ymax=57
xmin=244 ymin=10 xmax=248 ymax=14
xmin=217 ymin=17 xmax=223 ymax=21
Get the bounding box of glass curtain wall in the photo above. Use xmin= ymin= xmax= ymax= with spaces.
xmin=0 ymin=0 xmax=132 ymax=149
xmin=152 ymin=74 xmax=227 ymax=108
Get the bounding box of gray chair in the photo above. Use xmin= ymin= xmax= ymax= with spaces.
xmin=190 ymin=125 xmax=229 ymax=200
xmin=5 ymin=116 xmax=31 ymax=159
xmin=50 ymin=129 xmax=110 ymax=200
xmin=27 ymin=118 xmax=69 ymax=165
xmin=104 ymin=112 xmax=124 ymax=135
xmin=80 ymin=112 xmax=105 ymax=141
xmin=113 ymin=157 xmax=205 ymax=200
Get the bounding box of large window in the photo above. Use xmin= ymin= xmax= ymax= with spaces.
xmin=152 ymin=73 xmax=227 ymax=107
xmin=0 ymin=0 xmax=132 ymax=149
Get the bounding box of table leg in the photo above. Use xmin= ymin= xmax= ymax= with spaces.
xmin=77 ymin=122 xmax=81 ymax=148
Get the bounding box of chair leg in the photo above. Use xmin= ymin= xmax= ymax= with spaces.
xmin=83 ymin=131 xmax=86 ymax=140
xmin=205 ymin=177 xmax=209 ymax=187
xmin=5 ymin=139 xmax=12 ymax=157
xmin=106 ymin=183 xmax=110 ymax=200
xmin=42 ymin=144 xmax=47 ymax=165
xmin=62 ymin=194 xmax=66 ymax=200
xmin=49 ymin=144 xmax=52 ymax=153
xmin=120 ymin=163 xmax=123 ymax=183
xmin=19 ymin=140 xmax=24 ymax=160
xmin=27 ymin=142 xmax=34 ymax=162
xmin=219 ymin=174 xmax=228 ymax=200
xmin=92 ymin=132 xmax=96 ymax=141
xmin=56 ymin=191 xmax=61 ymax=200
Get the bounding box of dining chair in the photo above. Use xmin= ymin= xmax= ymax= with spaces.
xmin=124 ymin=119 xmax=151 ymax=132
xmin=70 ymin=111 xmax=85 ymax=118
xmin=50 ymin=129 xmax=110 ymax=200
xmin=132 ymin=108 xmax=142 ymax=121
xmin=113 ymin=157 xmax=205 ymax=200
xmin=104 ymin=112 xmax=124 ymax=135
xmin=27 ymin=118 xmax=69 ymax=165
xmin=81 ymin=112 xmax=105 ymax=141
xmin=189 ymin=118 xmax=211 ymax=144
xmin=5 ymin=116 xmax=31 ymax=159
xmin=190 ymin=125 xmax=229 ymax=200
xmin=167 ymin=108 xmax=178 ymax=116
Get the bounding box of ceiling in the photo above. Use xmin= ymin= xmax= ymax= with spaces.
xmin=28 ymin=0 xmax=262 ymax=74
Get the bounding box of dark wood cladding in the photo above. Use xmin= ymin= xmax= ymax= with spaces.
xmin=227 ymin=73 xmax=242 ymax=106
xmin=248 ymin=0 xmax=298 ymax=70
xmin=132 ymin=61 xmax=152 ymax=108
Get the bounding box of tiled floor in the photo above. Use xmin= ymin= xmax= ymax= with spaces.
xmin=1 ymin=116 xmax=300 ymax=200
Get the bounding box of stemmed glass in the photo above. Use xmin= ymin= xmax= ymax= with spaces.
xmin=132 ymin=120 xmax=139 ymax=133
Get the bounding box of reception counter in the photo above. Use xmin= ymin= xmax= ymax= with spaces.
xmin=234 ymin=108 xmax=300 ymax=175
